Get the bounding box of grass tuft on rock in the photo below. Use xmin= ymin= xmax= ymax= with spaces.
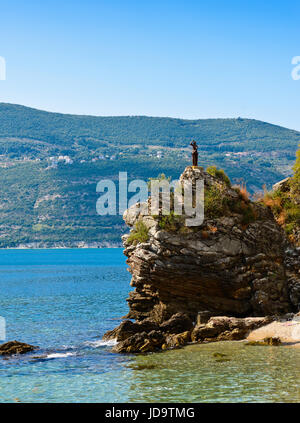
xmin=205 ymin=184 xmax=256 ymax=225
xmin=206 ymin=165 xmax=231 ymax=187
xmin=147 ymin=173 xmax=172 ymax=190
xmin=127 ymin=220 xmax=149 ymax=245
xmin=204 ymin=185 xmax=227 ymax=218
xmin=154 ymin=211 xmax=185 ymax=232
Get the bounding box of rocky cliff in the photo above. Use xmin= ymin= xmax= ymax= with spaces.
xmin=104 ymin=166 xmax=300 ymax=353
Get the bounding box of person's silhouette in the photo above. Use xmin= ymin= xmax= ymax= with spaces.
xmin=190 ymin=140 xmax=198 ymax=167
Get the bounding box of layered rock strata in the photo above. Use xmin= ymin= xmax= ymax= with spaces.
xmin=104 ymin=166 xmax=300 ymax=353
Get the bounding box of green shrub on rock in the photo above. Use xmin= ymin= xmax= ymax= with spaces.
xmin=127 ymin=220 xmax=149 ymax=245
xmin=204 ymin=185 xmax=227 ymax=218
xmin=204 ymin=184 xmax=256 ymax=224
xmin=147 ymin=173 xmax=172 ymax=190
xmin=206 ymin=165 xmax=231 ymax=187
xmin=262 ymin=146 xmax=300 ymax=244
xmin=152 ymin=211 xmax=185 ymax=232
xmin=291 ymin=146 xmax=300 ymax=195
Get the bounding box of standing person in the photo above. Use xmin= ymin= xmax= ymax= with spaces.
xmin=190 ymin=140 xmax=198 ymax=167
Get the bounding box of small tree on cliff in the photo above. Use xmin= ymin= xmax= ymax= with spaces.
xmin=262 ymin=146 xmax=300 ymax=244
xmin=291 ymin=145 xmax=300 ymax=194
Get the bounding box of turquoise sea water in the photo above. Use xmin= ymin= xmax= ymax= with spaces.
xmin=0 ymin=248 xmax=300 ymax=403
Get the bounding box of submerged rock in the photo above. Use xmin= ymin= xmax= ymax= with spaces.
xmin=0 ymin=341 xmax=37 ymax=356
xmin=213 ymin=352 xmax=228 ymax=358
xmin=246 ymin=337 xmax=282 ymax=346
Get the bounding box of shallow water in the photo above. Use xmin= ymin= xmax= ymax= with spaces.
xmin=126 ymin=342 xmax=300 ymax=403
xmin=0 ymin=249 xmax=299 ymax=403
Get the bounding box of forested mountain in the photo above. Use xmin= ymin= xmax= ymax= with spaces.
xmin=0 ymin=103 xmax=299 ymax=247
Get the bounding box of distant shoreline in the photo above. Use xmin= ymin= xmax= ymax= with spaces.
xmin=0 ymin=243 xmax=122 ymax=250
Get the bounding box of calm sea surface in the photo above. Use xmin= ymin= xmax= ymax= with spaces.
xmin=0 ymin=248 xmax=299 ymax=403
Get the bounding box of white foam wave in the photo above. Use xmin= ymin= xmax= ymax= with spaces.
xmin=45 ymin=352 xmax=75 ymax=359
xmin=86 ymin=339 xmax=117 ymax=347
xmin=61 ymin=344 xmax=77 ymax=350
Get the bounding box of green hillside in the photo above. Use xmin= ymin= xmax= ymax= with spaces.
xmin=0 ymin=103 xmax=299 ymax=247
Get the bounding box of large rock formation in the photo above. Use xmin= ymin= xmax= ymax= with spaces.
xmin=104 ymin=166 xmax=300 ymax=352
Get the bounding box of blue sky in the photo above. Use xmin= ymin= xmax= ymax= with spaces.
xmin=0 ymin=0 xmax=300 ymax=130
